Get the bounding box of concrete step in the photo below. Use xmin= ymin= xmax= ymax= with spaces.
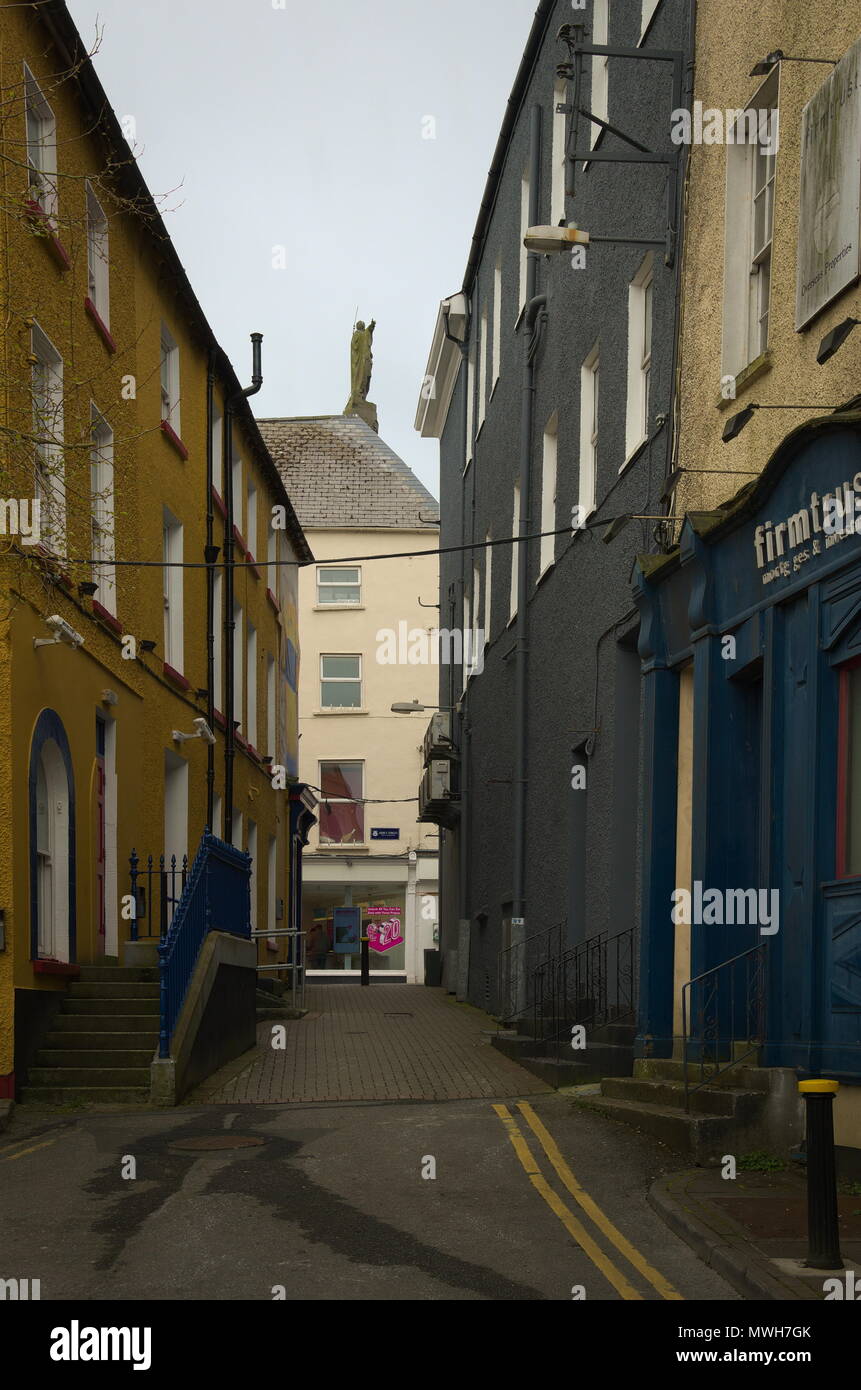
xmin=45 ymin=1030 xmax=158 ymax=1050
xmin=20 ymin=1086 xmax=151 ymax=1105
xmin=634 ymin=1057 xmax=769 ymax=1091
xmin=77 ymin=966 xmax=159 ymax=983
xmin=601 ymin=1075 xmax=761 ymax=1117
xmin=63 ymin=997 xmax=159 ymax=1016
xmin=591 ymin=1023 xmax=637 ymax=1046
xmin=575 ymin=1094 xmax=734 ymax=1161
xmin=27 ymin=1066 xmax=151 ymax=1087
xmin=50 ymin=1013 xmax=159 ymax=1031
xmin=512 ymin=1055 xmax=607 ymax=1087
xmin=35 ymin=1050 xmax=153 ymax=1069
xmin=68 ymin=981 xmax=159 ymax=999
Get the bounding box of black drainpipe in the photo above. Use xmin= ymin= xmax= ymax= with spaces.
xmin=204 ymin=348 xmax=218 ymax=830
xmin=223 ymin=333 xmax=263 ymax=844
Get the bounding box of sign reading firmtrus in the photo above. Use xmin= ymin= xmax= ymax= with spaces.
xmin=796 ymin=38 xmax=861 ymax=330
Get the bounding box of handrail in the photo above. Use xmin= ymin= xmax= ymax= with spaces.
xmin=531 ymin=925 xmax=636 ymax=1061
xmin=496 ymin=919 xmax=565 ymax=1024
xmin=157 ymin=829 xmax=251 ymax=1058
xmin=681 ymin=942 xmax=768 ymax=1110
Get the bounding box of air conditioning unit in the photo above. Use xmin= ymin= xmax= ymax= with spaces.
xmin=418 ymin=758 xmax=459 ymax=826
xmin=423 ymin=711 xmax=454 ymax=766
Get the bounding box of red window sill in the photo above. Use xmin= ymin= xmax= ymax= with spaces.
xmin=247 ymin=743 xmax=262 ymax=762
xmin=232 ymin=525 xmax=247 ymax=555
xmin=92 ymin=599 xmax=122 ymax=633
xmin=247 ymin=553 xmax=261 ymax=580
xmin=211 ymin=486 xmax=227 ymax=519
xmin=84 ymin=296 xmax=117 ymax=353
xmin=25 ymin=199 xmax=71 ymax=269
xmin=33 ymin=959 xmax=80 ymax=978
xmin=161 ymin=419 xmax=189 ymax=460
xmin=213 ymin=708 xmax=227 ymax=731
xmin=163 ymin=662 xmax=190 ymax=691
xmin=235 ymin=731 xmax=248 ymax=750
xmin=267 ymin=587 xmax=280 ymax=613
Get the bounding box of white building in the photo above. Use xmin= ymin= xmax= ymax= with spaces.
xmin=258 ymin=413 xmax=440 ymax=981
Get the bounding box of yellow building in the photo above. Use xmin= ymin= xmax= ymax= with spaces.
xmin=0 ymin=1 xmax=311 ymax=1102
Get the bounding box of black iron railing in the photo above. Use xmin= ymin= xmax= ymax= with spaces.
xmin=531 ymin=926 xmax=638 ymax=1060
xmin=681 ymin=942 xmax=768 ymax=1110
xmin=128 ymin=850 xmax=188 ymax=941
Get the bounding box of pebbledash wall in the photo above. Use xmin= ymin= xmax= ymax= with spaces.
xmin=418 ymin=0 xmax=693 ymax=1008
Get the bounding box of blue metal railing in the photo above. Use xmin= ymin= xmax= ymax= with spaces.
xmin=156 ymin=829 xmax=251 ymax=1059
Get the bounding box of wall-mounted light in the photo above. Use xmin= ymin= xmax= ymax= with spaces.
xmin=78 ymin=581 xmax=98 ymax=598
xmin=817 ymin=317 xmax=860 ymax=365
xmin=139 ymin=639 xmax=157 ymax=653
xmin=722 ymin=401 xmax=846 ymax=441
xmin=750 ymin=49 xmax=837 ymax=77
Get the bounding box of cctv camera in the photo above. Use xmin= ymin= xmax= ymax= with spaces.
xmin=45 ymin=614 xmax=85 ymax=648
xmin=192 ymin=717 xmax=216 ymax=745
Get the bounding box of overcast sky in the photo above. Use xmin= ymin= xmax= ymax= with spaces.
xmin=68 ymin=0 xmax=533 ymax=499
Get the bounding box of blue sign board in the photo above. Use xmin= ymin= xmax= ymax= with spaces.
xmin=332 ymin=906 xmax=361 ymax=954
xmin=371 ymin=828 xmax=399 ymax=840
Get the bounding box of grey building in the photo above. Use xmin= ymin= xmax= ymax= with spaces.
xmin=415 ymin=0 xmax=693 ymax=1041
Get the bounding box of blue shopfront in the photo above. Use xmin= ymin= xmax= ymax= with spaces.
xmin=635 ymin=415 xmax=861 ymax=1145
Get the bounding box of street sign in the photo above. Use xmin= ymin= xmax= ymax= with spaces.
xmin=371 ymin=828 xmax=399 ymax=840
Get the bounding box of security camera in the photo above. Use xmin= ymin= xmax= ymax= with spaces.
xmin=192 ymin=717 xmax=216 ymax=745
xmin=34 ymin=614 xmax=85 ymax=650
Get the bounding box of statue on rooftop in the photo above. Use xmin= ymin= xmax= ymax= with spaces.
xmin=344 ymin=318 xmax=379 ymax=432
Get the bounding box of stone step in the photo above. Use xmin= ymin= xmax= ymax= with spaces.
xmin=35 ymin=1049 xmax=153 ymax=1069
xmin=45 ymin=1030 xmax=158 ymax=1050
xmin=50 ymin=1013 xmax=159 ymax=1031
xmin=68 ymin=981 xmax=159 ymax=999
xmin=78 ymin=966 xmax=159 ymax=983
xmin=591 ymin=1023 xmax=637 ymax=1046
xmin=27 ymin=1066 xmax=151 ymax=1087
xmin=574 ymin=1094 xmax=734 ymax=1162
xmin=601 ymin=1075 xmax=761 ymax=1117
xmin=20 ymin=1086 xmax=151 ymax=1105
xmin=512 ymin=1055 xmax=605 ymax=1087
xmin=63 ymin=997 xmax=159 ymax=1016
xmin=634 ymin=1057 xmax=769 ymax=1090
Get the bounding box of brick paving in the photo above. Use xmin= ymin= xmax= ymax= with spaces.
xmin=191 ymin=985 xmax=550 ymax=1103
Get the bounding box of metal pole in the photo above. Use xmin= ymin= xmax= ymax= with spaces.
xmin=799 ymin=1079 xmax=842 ymax=1270
xmin=360 ymin=934 xmax=370 ymax=986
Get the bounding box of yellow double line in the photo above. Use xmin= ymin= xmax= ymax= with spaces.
xmin=493 ymin=1100 xmax=683 ymax=1301
xmin=0 ymin=1137 xmax=56 ymax=1160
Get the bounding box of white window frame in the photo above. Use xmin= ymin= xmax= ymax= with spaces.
xmin=640 ymin=0 xmax=660 ymax=41
xmin=519 ymin=171 xmax=530 ymax=313
xmin=483 ymin=533 xmax=492 ymax=647
xmin=86 ymin=181 xmax=109 ymax=325
xmin=316 ymin=565 xmax=361 ymax=606
xmin=266 ymin=652 xmax=276 ymax=756
xmin=722 ymin=72 xmax=779 ymax=381
xmin=625 ymin=253 xmax=654 ymax=463
xmin=320 ymin=653 xmax=362 ymax=709
xmin=213 ymin=568 xmax=224 ymax=712
xmin=246 ymin=621 xmax=257 ymax=749
xmin=539 ymin=412 xmax=558 ymax=577
xmin=232 ymin=454 xmax=243 ymax=537
xmin=90 ymin=406 xmax=116 ymax=614
xmin=509 ymin=482 xmax=521 ymax=623
xmin=590 ymin=0 xmax=609 ymax=150
xmin=477 ymin=304 xmax=488 ymax=431
xmin=551 ymin=79 xmax=568 ymax=226
xmin=247 ymin=819 xmax=258 ymax=932
xmin=233 ymin=600 xmax=244 ymax=730
xmin=24 ymin=64 xmax=57 ymax=219
xmin=492 ymin=257 xmax=502 ymax=390
xmin=31 ymin=323 xmax=65 ymax=555
xmin=212 ymin=405 xmax=223 ymax=496
xmin=462 ymin=579 xmax=471 ymax=693
xmin=162 ymin=508 xmax=184 ymax=671
xmin=246 ymin=480 xmax=257 ymax=560
xmin=465 ymin=344 xmax=475 ymax=467
xmin=579 ymin=346 xmax=599 ymax=520
xmin=160 ymin=323 xmax=180 ymax=433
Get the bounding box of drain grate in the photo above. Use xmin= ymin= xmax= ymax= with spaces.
xmin=169 ymin=1136 xmax=265 ymax=1152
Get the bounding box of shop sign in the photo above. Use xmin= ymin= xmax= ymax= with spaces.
xmin=752 ymin=469 xmax=861 ymax=586
xmin=366 ymin=905 xmax=403 ymax=953
xmin=796 ymin=38 xmax=861 ymax=329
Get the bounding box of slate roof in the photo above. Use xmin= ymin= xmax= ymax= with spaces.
xmin=256 ymin=415 xmax=440 ymax=530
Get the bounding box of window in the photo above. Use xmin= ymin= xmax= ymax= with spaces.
xmin=551 ymin=78 xmax=568 ymax=226
xmin=162 ymin=509 xmax=184 ymax=670
xmin=540 ymin=413 xmax=558 ymax=576
xmin=509 ymin=482 xmax=521 ymax=622
xmin=320 ymin=654 xmax=362 ymax=709
xmin=213 ymin=569 xmax=223 ymax=711
xmin=319 ymin=761 xmax=364 ymax=844
xmin=462 ymin=577 xmax=472 ymax=692
xmin=579 ymin=346 xmax=599 ymax=518
xmin=492 ymin=257 xmax=502 ymax=389
xmin=247 ymin=820 xmax=258 ymax=932
xmin=24 ymin=64 xmax=57 ymax=218
xmin=267 ymin=835 xmax=278 ymax=942
xmin=232 ymin=809 xmax=243 ymax=852
xmin=483 ymin=533 xmax=493 ymax=645
xmin=212 ymin=406 xmax=223 ymax=495
xmin=160 ymin=324 xmax=180 ymax=432
xmin=246 ymin=481 xmax=257 ymax=559
xmin=590 ymin=0 xmax=609 ymax=149
xmin=86 ymin=182 xmax=109 ymax=323
xmin=267 ymin=523 xmax=277 ymax=594
xmin=212 ymin=793 xmax=223 ymax=840
xmin=625 ymin=254 xmax=654 ymax=461
xmin=519 ymin=171 xmax=530 ymax=311
xmin=232 ymin=455 xmax=243 ymax=537
xmin=722 ymin=74 xmax=778 ymax=380
xmin=233 ymin=601 xmax=243 ymax=729
xmin=317 ymin=566 xmax=361 ymax=605
xmin=477 ymin=304 xmax=488 ymax=430
xmin=472 ymin=561 xmax=480 ymax=671
xmin=641 ymin=0 xmax=660 ymax=37
xmin=246 ymin=623 xmax=257 ymax=748
xmin=90 ymin=408 xmax=116 ymax=614
xmin=31 ymin=324 xmax=65 ymax=553
xmin=266 ymin=653 xmax=276 ymax=756
xmin=465 ymin=344 xmax=475 ymax=466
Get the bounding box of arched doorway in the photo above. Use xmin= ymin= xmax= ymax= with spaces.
xmin=29 ymin=711 xmax=75 ymax=963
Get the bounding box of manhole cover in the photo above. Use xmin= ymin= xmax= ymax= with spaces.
xmin=169 ymin=1136 xmax=265 ymax=1152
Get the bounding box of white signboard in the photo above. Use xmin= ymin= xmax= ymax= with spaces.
xmin=796 ymin=39 xmax=861 ymax=330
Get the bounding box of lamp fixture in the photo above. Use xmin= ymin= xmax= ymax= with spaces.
xmin=139 ymin=639 xmax=157 ymax=652
xmin=391 ymin=700 xmax=457 ymax=714
xmin=722 ymin=401 xmax=847 ymax=441
xmin=78 ymin=580 xmax=98 ymax=597
xmin=749 ymin=49 xmax=837 ymax=77
xmin=661 ymin=465 xmax=760 ymax=503
xmin=817 ymin=317 xmax=860 ymax=365
xmin=204 ymin=544 xmax=220 ymax=565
